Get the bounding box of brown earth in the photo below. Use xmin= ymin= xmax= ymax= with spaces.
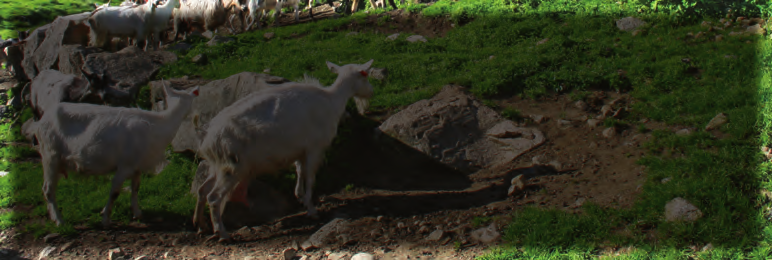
xmin=0 ymin=6 xmax=682 ymax=260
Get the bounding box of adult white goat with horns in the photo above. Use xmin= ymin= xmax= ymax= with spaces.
xmin=32 ymin=80 xmax=199 ymax=228
xmin=194 ymin=59 xmax=375 ymax=242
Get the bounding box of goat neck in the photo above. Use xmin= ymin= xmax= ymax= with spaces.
xmin=156 ymin=93 xmax=194 ymax=139
xmin=326 ymin=73 xmax=358 ymax=118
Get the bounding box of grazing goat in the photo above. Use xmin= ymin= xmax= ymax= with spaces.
xmin=194 ymin=60 xmax=375 ymax=242
xmin=244 ymin=0 xmax=316 ymax=30
xmin=172 ymin=0 xmax=243 ymax=40
xmin=87 ymin=1 xmax=158 ymax=51
xmin=33 ymin=80 xmax=199 ymax=228
xmin=145 ymin=0 xmax=181 ymax=50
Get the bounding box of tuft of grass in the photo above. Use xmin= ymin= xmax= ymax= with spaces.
xmin=501 ymin=107 xmax=522 ymax=121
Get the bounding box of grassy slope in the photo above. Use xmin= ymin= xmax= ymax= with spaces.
xmin=0 ymin=0 xmax=772 ymax=259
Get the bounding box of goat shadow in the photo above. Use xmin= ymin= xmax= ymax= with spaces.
xmin=214 ymin=112 xmax=567 ymax=230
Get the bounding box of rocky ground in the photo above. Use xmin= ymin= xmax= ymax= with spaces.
xmin=0 ymin=4 xmax=738 ymax=260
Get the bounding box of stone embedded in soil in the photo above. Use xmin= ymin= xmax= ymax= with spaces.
xmin=302 ymin=218 xmax=349 ymax=250
xmin=661 ymin=177 xmax=672 ymax=184
xmin=351 ymin=252 xmax=375 ymax=260
xmin=134 ymin=256 xmax=150 ymax=260
xmin=38 ymin=246 xmax=57 ymax=259
xmin=386 ymin=33 xmax=400 ymax=41
xmin=406 ymin=35 xmax=427 ymax=43
xmin=108 ymin=248 xmax=125 ymax=260
xmin=283 ymin=248 xmax=297 ymax=260
xmin=702 ymin=243 xmax=714 ymax=251
xmin=574 ymin=100 xmax=588 ymax=111
xmin=368 ymin=67 xmax=388 ymax=80
xmin=328 ymin=252 xmax=348 ymax=260
xmin=191 ymin=54 xmax=207 ymax=64
xmin=470 ymin=222 xmax=501 ymax=244
xmin=558 ymin=119 xmax=572 ymax=127
xmin=43 ymin=233 xmax=59 ymax=243
xmin=264 ymin=32 xmax=275 ymax=39
xmin=602 ymin=127 xmax=617 ymax=138
xmin=705 ymin=113 xmax=728 ymax=131
xmin=747 ymin=24 xmax=766 ymax=35
xmin=616 ymin=16 xmax=646 ymax=31
xmin=530 ymin=114 xmax=546 ymax=123
xmin=664 ymin=197 xmax=703 ymax=222
xmin=426 ymin=229 xmax=444 ymax=241
xmin=587 ymin=119 xmax=601 ymax=128
xmin=601 ymin=105 xmax=613 ymax=117
xmin=418 ymin=225 xmax=430 ymax=234
xmin=508 ymin=174 xmax=525 ymax=196
xmin=675 ymin=129 xmax=691 ymax=136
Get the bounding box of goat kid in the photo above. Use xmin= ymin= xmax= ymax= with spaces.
xmin=34 ymin=80 xmax=199 ymax=228
xmin=87 ymin=0 xmax=158 ymax=51
xmin=194 ymin=60 xmax=375 ymax=242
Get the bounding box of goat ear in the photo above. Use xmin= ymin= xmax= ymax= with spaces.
xmin=188 ymin=86 xmax=200 ymax=96
xmin=360 ymin=59 xmax=374 ymax=71
xmin=326 ymin=61 xmax=340 ymax=74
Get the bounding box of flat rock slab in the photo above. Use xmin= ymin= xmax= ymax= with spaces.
xmin=33 ymin=12 xmax=91 ymax=74
xmin=150 ymin=72 xmax=290 ymax=153
xmin=22 ymin=24 xmax=52 ymax=81
xmin=378 ymin=85 xmax=545 ymax=173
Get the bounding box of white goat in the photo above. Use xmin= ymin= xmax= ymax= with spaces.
xmin=194 ymin=60 xmax=375 ymax=242
xmin=33 ymin=81 xmax=199 ymax=228
xmin=172 ymin=0 xmax=243 ymax=40
xmin=244 ymin=0 xmax=315 ymax=30
xmin=145 ymin=0 xmax=181 ymax=50
xmin=87 ymin=1 xmax=158 ymax=51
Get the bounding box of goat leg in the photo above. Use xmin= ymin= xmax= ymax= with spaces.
xmin=194 ymin=175 xmax=216 ymax=235
xmin=42 ymin=157 xmax=65 ymax=226
xmin=130 ymin=172 xmax=142 ymax=220
xmin=207 ymin=170 xmax=240 ymax=242
xmin=299 ymin=150 xmax=323 ymax=218
xmin=293 ymin=160 xmax=305 ymax=202
xmin=101 ymin=168 xmax=133 ymax=228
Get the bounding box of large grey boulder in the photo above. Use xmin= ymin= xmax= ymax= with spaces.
xmin=21 ymin=24 xmax=53 ymax=80
xmin=33 ymin=12 xmax=92 ymax=74
xmin=81 ymin=46 xmax=178 ymax=107
xmin=57 ymin=44 xmax=101 ymax=77
xmin=378 ymin=85 xmax=545 ymax=173
xmin=149 ymin=72 xmax=290 ymax=153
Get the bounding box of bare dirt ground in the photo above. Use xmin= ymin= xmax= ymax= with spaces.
xmin=0 ymin=7 xmax=682 ymax=260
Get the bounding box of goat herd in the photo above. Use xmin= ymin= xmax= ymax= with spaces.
xmin=87 ymin=0 xmax=337 ymax=52
xmin=26 ymin=58 xmax=377 ymax=243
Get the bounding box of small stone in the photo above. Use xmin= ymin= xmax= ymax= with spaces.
xmin=537 ymin=38 xmax=549 ymax=45
xmin=588 ymin=142 xmax=598 ymax=149
xmin=283 ymin=248 xmax=297 ymax=260
xmin=264 ymin=32 xmax=275 ymax=39
xmin=43 ymin=233 xmax=60 ymax=243
xmin=715 ymin=35 xmax=723 ymax=41
xmin=601 ymin=105 xmax=613 ymax=117
xmin=351 ymin=252 xmax=375 ymax=260
xmin=59 ymin=241 xmax=75 ymax=252
xmin=661 ymin=177 xmax=672 ymax=184
xmin=574 ymin=100 xmax=588 ymax=111
xmin=587 ymin=119 xmax=601 ymax=128
xmin=470 ymin=223 xmax=501 ymax=244
xmin=747 ymin=24 xmax=766 ymax=35
xmin=489 ymin=55 xmax=495 ymax=60
xmin=346 ymin=31 xmax=359 ymax=36
xmin=39 ymin=246 xmax=57 ymax=259
xmin=376 ymin=216 xmax=384 ymax=222
xmin=558 ymin=119 xmax=572 ymax=126
xmin=530 ymin=114 xmax=545 ymax=123
xmin=418 ymin=225 xmax=430 ymax=234
xmin=134 ymin=256 xmax=150 ymax=260
xmin=426 ymin=229 xmax=444 ymax=241
xmin=602 ymin=127 xmax=616 ymax=138
xmin=386 ymin=33 xmax=400 ymax=41
xmin=327 ymin=252 xmax=347 ymax=260
xmin=263 ymin=68 xmax=271 ymax=73
xmin=397 ymin=222 xmax=405 ymax=229
xmin=664 ymin=197 xmax=703 ymax=222
xmin=108 ymin=248 xmax=125 ymax=260
xmin=406 ymin=35 xmax=427 ymax=43
xmin=675 ymin=129 xmax=691 ymax=136
xmin=508 ymin=174 xmax=525 ymax=196
xmin=191 ymin=54 xmax=207 ymax=64
xmin=702 ymin=243 xmax=714 ymax=251
xmin=705 ymin=113 xmax=728 ymax=131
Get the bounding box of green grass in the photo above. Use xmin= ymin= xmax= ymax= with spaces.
xmin=1 ymin=0 xmax=772 ymax=258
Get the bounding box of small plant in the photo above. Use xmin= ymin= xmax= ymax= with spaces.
xmin=603 ymin=118 xmax=628 ymax=128
xmin=344 ymin=184 xmax=355 ymax=192
xmin=453 ymin=240 xmax=463 ymax=250
xmin=569 ymin=90 xmax=591 ymax=101
xmin=637 ymin=124 xmax=649 ymax=133
xmin=482 ymin=99 xmax=499 ymax=109
xmin=472 ymin=216 xmax=492 ymax=228
xmin=501 ymin=107 xmax=521 ymax=121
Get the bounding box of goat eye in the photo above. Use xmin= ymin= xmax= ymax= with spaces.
xmin=360 ymin=70 xmax=368 ymax=77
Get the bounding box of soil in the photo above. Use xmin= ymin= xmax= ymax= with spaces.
xmin=0 ymin=5 xmax=685 ymax=260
